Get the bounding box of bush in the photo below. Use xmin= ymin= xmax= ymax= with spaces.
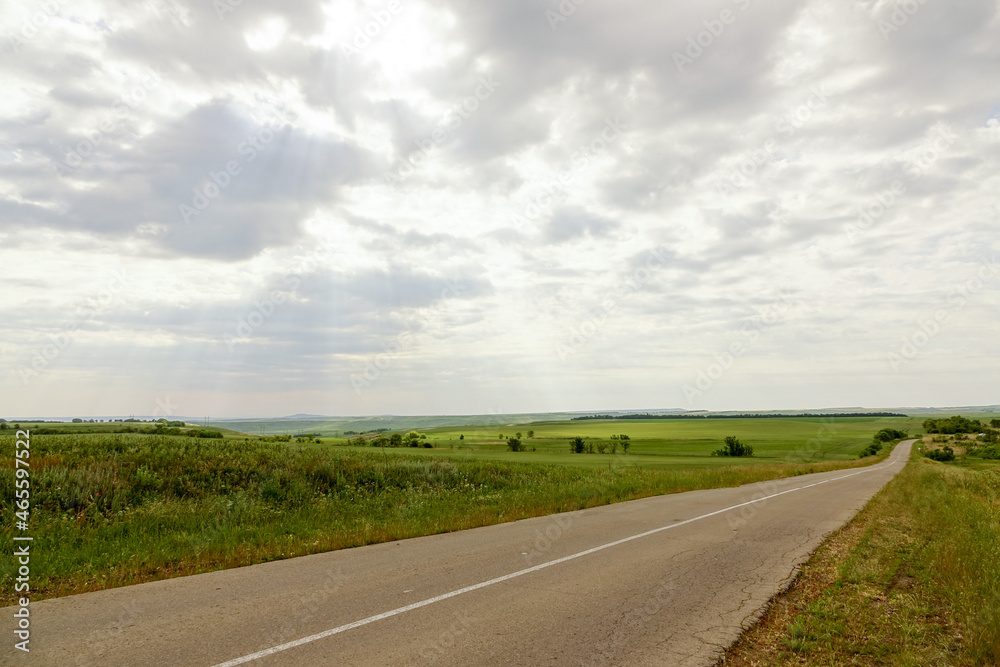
xmin=874 ymin=428 xmax=908 ymax=443
xmin=188 ymin=430 xmax=223 ymax=439
xmin=570 ymin=437 xmax=585 ymax=454
xmin=506 ymin=437 xmax=525 ymax=452
xmin=973 ymin=445 xmax=1000 ymax=460
xmin=859 ymin=442 xmax=884 ymax=458
xmin=923 ymin=416 xmax=983 ymax=435
xmin=925 ymin=446 xmax=956 ymax=462
xmin=712 ymin=436 xmax=753 ymax=458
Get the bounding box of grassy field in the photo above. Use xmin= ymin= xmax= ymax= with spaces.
xmin=0 ymin=417 xmax=902 ymax=604
xmin=324 ymin=416 xmax=925 ymax=470
xmin=720 ymin=445 xmax=1000 ymax=666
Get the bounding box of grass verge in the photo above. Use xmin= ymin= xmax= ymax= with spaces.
xmin=2 ymin=433 xmax=889 ymax=606
xmin=718 ymin=445 xmax=1000 ymax=666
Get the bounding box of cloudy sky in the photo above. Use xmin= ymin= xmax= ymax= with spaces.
xmin=2 ymin=0 xmax=998 ymax=418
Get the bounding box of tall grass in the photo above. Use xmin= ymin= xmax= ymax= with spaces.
xmin=1 ymin=433 xmax=888 ymax=604
xmin=912 ymin=460 xmax=1000 ymax=662
xmin=721 ymin=449 xmax=1000 ymax=666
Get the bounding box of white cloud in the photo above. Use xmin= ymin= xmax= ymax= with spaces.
xmin=1 ymin=0 xmax=998 ymax=417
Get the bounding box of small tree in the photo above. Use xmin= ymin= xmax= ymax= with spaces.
xmin=389 ymin=433 xmax=403 ymax=447
xmin=610 ymin=440 xmax=619 ymax=454
xmin=712 ymin=436 xmax=753 ymax=457
xmin=527 ymin=430 xmax=534 ymax=439
xmin=991 ymin=419 xmax=1000 ymax=429
xmin=620 ymin=438 xmax=631 ymax=454
xmin=515 ymin=432 xmax=522 ymax=440
xmin=506 ymin=437 xmax=525 ymax=452
xmin=571 ymin=436 xmax=585 ymax=454
xmin=596 ymin=442 xmax=608 ymax=454
xmin=459 ymin=434 xmax=465 ymax=440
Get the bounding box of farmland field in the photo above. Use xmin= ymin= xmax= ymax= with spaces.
xmin=323 ymin=415 xmax=926 ymax=469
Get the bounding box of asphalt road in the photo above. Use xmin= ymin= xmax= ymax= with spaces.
xmin=5 ymin=440 xmax=913 ymax=667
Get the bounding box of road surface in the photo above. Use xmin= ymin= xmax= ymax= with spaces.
xmin=5 ymin=440 xmax=913 ymax=667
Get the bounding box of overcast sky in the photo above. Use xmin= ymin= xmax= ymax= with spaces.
xmin=2 ymin=0 xmax=998 ymax=419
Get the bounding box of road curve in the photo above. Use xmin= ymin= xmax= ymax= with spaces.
xmin=6 ymin=440 xmax=913 ymax=667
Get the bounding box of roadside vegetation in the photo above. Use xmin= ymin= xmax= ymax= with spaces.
xmin=1 ymin=425 xmax=896 ymax=604
xmin=720 ymin=441 xmax=1000 ymax=666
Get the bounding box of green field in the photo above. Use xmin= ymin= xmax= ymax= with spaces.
xmin=322 ymin=416 xmax=926 ymax=470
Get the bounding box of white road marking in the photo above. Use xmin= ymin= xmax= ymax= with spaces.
xmin=212 ymin=444 xmax=909 ymax=666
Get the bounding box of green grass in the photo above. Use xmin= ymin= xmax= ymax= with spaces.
xmin=328 ymin=416 xmax=924 ymax=470
xmin=1 ymin=426 xmax=894 ymax=605
xmin=721 ymin=446 xmax=1000 ymax=666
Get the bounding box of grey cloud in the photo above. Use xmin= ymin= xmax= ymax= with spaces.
xmin=544 ymin=207 xmax=618 ymax=243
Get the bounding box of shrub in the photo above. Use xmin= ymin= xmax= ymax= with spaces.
xmin=974 ymin=445 xmax=1000 ymax=460
xmin=506 ymin=437 xmax=524 ymax=452
xmin=570 ymin=437 xmax=585 ymax=454
xmin=859 ymin=442 xmax=883 ymax=458
xmin=923 ymin=416 xmax=983 ymax=435
xmin=873 ymin=428 xmax=908 ymax=443
xmin=712 ymin=436 xmax=753 ymax=458
xmin=925 ymin=446 xmax=956 ymax=462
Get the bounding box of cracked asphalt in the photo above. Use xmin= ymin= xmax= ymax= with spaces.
xmin=7 ymin=440 xmax=912 ymax=667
